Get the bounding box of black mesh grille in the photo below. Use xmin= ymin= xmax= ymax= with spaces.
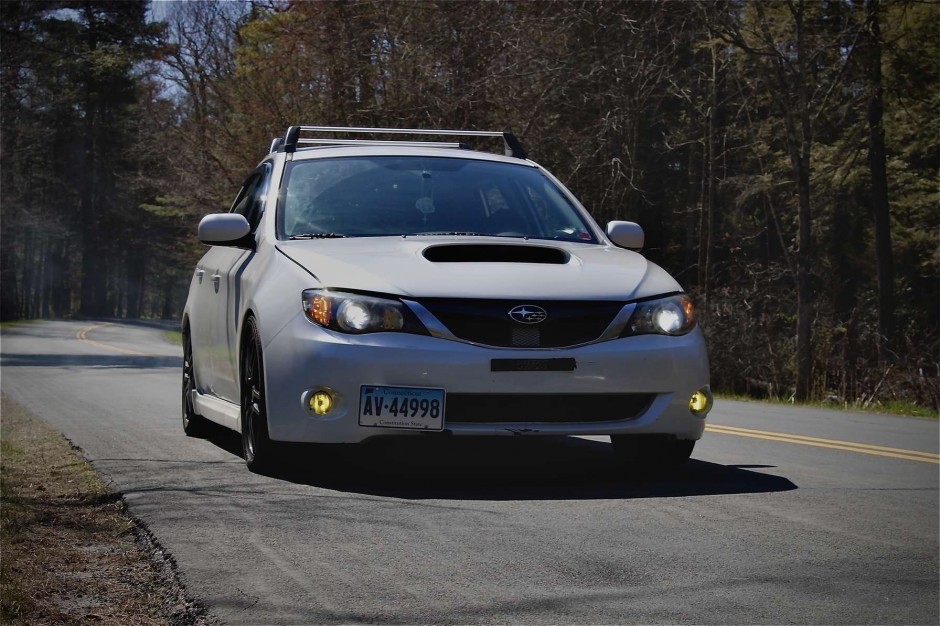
xmin=445 ymin=393 xmax=654 ymax=423
xmin=417 ymin=299 xmax=624 ymax=348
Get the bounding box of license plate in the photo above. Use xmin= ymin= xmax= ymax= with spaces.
xmin=359 ymin=385 xmax=445 ymax=431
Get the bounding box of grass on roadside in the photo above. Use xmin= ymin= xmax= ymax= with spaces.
xmin=164 ymin=329 xmax=182 ymax=346
xmin=715 ymin=392 xmax=939 ymax=419
xmin=0 ymin=319 xmax=43 ymax=331
xmin=0 ymin=394 xmax=204 ymax=625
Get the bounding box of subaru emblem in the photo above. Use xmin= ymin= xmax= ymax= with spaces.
xmin=508 ymin=305 xmax=548 ymax=324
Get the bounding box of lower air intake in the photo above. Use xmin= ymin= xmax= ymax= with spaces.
xmin=445 ymin=394 xmax=654 ymax=423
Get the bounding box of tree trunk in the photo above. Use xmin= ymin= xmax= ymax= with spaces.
xmin=866 ymin=0 xmax=894 ymax=359
xmin=755 ymin=0 xmax=814 ymax=400
xmin=793 ymin=142 xmax=814 ymax=401
xmin=697 ymin=136 xmax=709 ymax=291
xmin=126 ymin=252 xmax=145 ymax=319
xmin=45 ymin=240 xmax=65 ymax=318
xmin=161 ymin=274 xmax=175 ymax=320
xmin=0 ymin=223 xmax=20 ymax=320
xmin=703 ymin=40 xmax=720 ymax=310
xmin=22 ymin=229 xmax=34 ymax=319
xmin=37 ymin=236 xmax=49 ymax=318
xmin=684 ymin=141 xmax=699 ymax=280
xmin=78 ymin=5 xmax=108 ymax=318
xmin=79 ymin=214 xmax=109 ymax=317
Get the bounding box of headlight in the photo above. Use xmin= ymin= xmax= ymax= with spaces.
xmin=622 ymin=294 xmax=696 ymax=337
xmin=302 ymin=289 xmax=426 ymax=335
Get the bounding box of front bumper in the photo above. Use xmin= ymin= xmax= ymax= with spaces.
xmin=262 ymin=313 xmax=710 ymax=443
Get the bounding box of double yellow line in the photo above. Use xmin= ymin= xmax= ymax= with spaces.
xmin=76 ymin=324 xmax=148 ymax=356
xmin=73 ymin=323 xmax=940 ymax=466
xmin=705 ymin=423 xmax=939 ymax=464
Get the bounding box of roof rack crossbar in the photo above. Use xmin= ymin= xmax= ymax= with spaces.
xmin=280 ymin=125 xmax=527 ymax=159
xmin=297 ymin=139 xmax=466 ymax=149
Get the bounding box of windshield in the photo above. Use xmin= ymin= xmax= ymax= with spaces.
xmin=278 ymin=156 xmax=597 ymax=242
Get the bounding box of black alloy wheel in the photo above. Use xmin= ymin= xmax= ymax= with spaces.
xmin=240 ymin=316 xmax=277 ymax=473
xmin=182 ymin=326 xmax=208 ymax=437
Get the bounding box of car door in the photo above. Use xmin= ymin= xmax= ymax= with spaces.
xmin=189 ymin=250 xmax=219 ymax=396
xmin=202 ymin=164 xmax=271 ymax=402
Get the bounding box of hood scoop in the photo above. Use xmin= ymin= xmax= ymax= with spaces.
xmin=423 ymin=243 xmax=570 ymax=264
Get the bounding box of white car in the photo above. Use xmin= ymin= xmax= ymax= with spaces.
xmin=182 ymin=126 xmax=712 ymax=474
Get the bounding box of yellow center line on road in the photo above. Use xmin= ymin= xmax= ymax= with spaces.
xmin=75 ymin=324 xmax=148 ymax=357
xmin=705 ymin=423 xmax=939 ymax=464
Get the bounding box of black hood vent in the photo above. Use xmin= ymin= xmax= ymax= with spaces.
xmin=423 ymin=244 xmax=569 ymax=264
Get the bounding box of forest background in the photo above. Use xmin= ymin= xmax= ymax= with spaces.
xmin=1 ymin=0 xmax=937 ymax=412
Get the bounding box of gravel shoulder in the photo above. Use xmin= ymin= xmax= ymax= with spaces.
xmin=0 ymin=393 xmax=208 ymax=626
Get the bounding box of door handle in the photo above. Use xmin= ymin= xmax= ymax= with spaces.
xmin=211 ymin=274 xmax=221 ymax=293
xmin=195 ymin=269 xmax=204 ymax=284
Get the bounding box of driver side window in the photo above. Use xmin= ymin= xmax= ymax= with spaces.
xmin=230 ymin=163 xmax=272 ymax=231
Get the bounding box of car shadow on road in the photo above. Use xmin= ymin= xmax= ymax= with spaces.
xmin=201 ymin=427 xmax=797 ymax=500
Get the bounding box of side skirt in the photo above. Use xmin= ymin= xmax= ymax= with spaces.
xmin=192 ymin=391 xmax=241 ymax=433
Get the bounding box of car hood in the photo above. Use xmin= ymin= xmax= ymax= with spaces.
xmin=275 ymin=236 xmax=679 ymax=300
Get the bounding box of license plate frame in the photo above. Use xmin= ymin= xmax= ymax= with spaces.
xmin=358 ymin=385 xmax=446 ymax=431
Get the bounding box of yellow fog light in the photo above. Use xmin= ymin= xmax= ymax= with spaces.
xmin=310 ymin=390 xmax=334 ymax=415
xmin=690 ymin=388 xmax=713 ymax=416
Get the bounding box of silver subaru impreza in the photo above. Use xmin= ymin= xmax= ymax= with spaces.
xmin=182 ymin=126 xmax=712 ymax=473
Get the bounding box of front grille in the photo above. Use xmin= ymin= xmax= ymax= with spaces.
xmin=445 ymin=393 xmax=654 ymax=423
xmin=511 ymin=325 xmax=541 ymax=347
xmin=417 ymin=298 xmax=624 ymax=348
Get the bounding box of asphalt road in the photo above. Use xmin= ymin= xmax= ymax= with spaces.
xmin=1 ymin=320 xmax=937 ymax=625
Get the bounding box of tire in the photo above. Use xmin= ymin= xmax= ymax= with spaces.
xmin=240 ymin=316 xmax=278 ymax=473
xmin=611 ymin=434 xmax=695 ymax=473
xmin=182 ymin=326 xmax=209 ymax=437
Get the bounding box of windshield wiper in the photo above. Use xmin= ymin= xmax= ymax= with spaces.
xmin=418 ymin=231 xmax=490 ymax=237
xmin=289 ymin=233 xmax=348 ymax=240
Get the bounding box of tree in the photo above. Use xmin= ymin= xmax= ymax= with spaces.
xmin=0 ymin=1 xmax=163 ymax=318
xmin=864 ymin=0 xmax=894 ymax=358
xmin=719 ymin=0 xmax=866 ymax=400
xmin=4 ymin=0 xmax=934 ymax=409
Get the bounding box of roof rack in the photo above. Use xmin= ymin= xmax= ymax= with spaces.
xmin=273 ymin=125 xmax=528 ymax=159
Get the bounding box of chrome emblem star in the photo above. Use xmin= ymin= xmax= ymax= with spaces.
xmin=508 ymin=305 xmax=548 ymax=324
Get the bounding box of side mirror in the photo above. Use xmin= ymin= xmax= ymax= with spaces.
xmin=198 ymin=213 xmax=253 ymax=248
xmin=606 ymin=221 xmax=644 ymax=250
